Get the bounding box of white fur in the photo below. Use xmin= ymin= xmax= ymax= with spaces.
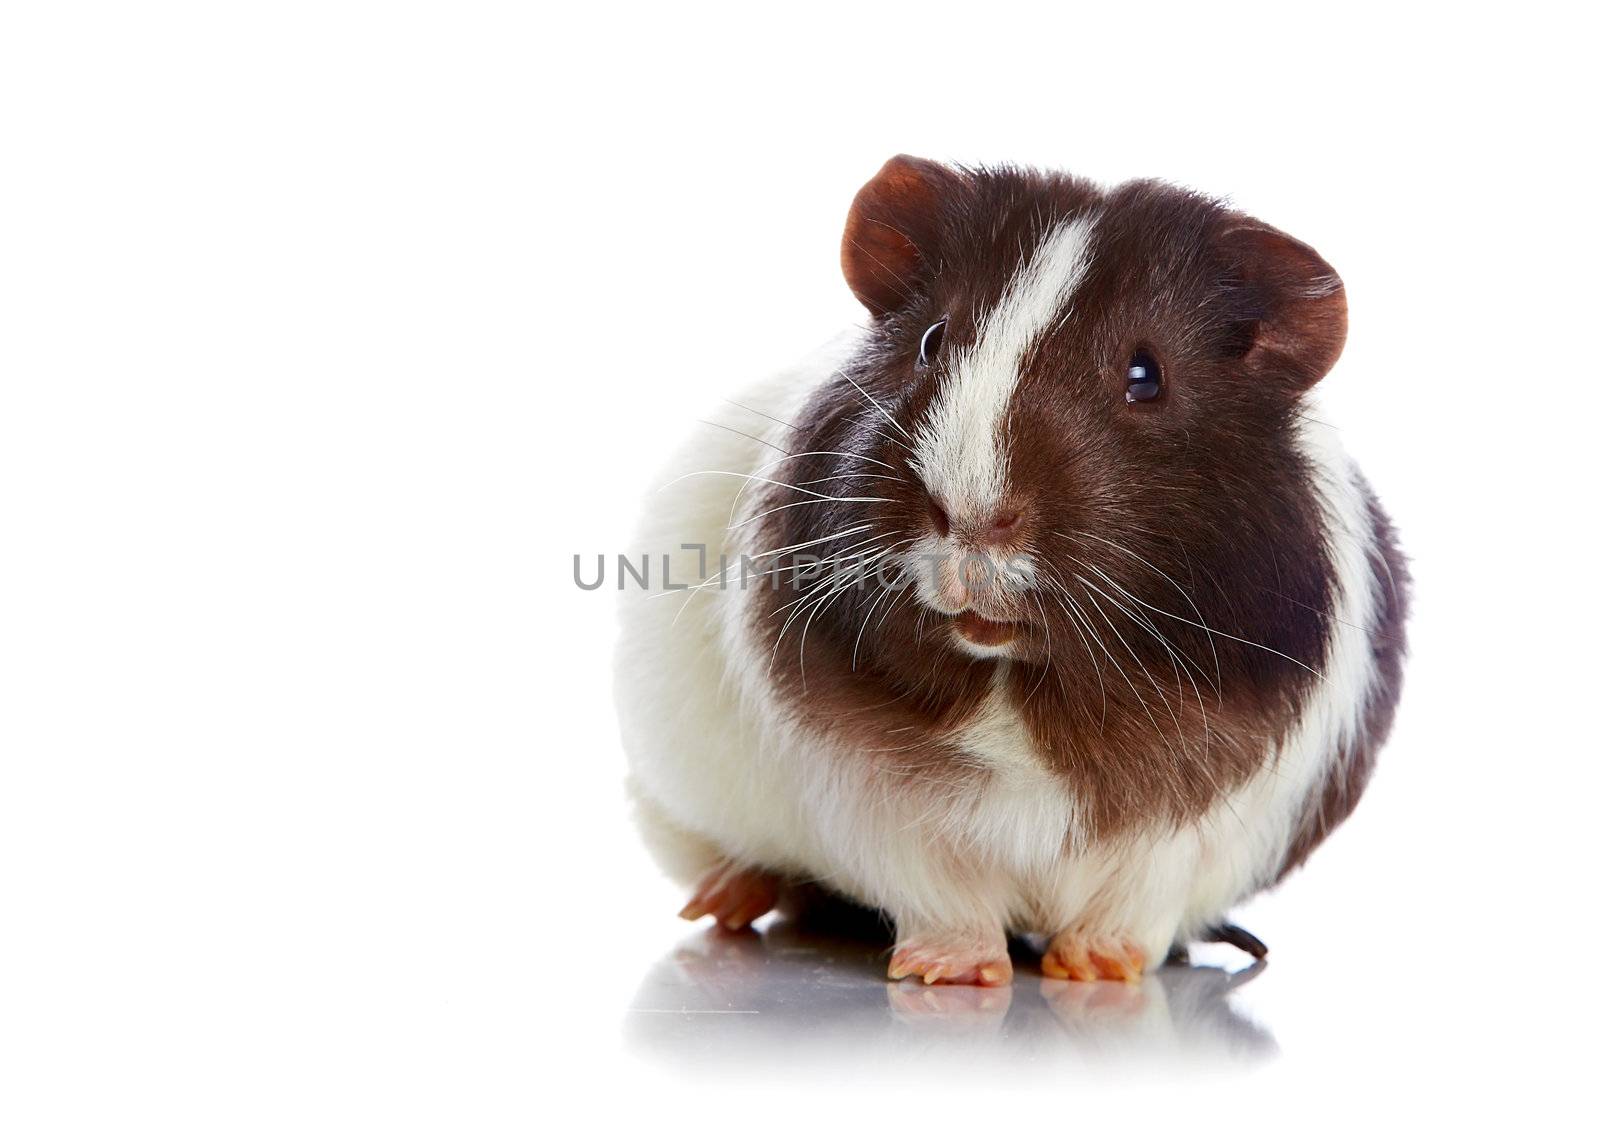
xmin=910 ymin=215 xmax=1097 ymax=519
xmin=617 ymin=327 xmax=1381 ymax=963
xmin=902 ymin=532 xmax=1038 ymax=659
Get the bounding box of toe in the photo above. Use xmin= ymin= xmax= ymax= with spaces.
xmin=1043 ymin=931 xmax=1145 ymax=983
xmin=888 ymin=942 xmax=1012 ymax=986
xmin=679 ymin=862 xmax=780 ymax=929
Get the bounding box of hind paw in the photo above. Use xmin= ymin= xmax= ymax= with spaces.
xmin=677 ymin=861 xmax=781 ymax=931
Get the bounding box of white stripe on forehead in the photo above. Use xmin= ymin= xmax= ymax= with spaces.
xmin=911 ymin=214 xmax=1097 ymax=515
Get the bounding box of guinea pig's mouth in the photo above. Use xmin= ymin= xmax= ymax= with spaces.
xmin=951 ymin=611 xmax=1021 ymax=648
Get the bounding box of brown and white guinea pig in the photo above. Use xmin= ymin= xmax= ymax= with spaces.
xmin=614 ymin=156 xmax=1409 ymax=986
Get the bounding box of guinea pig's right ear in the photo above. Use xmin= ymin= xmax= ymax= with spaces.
xmin=840 ymin=155 xmax=959 ymax=317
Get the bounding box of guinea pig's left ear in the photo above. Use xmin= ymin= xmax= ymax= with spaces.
xmin=840 ymin=155 xmax=962 ymax=317
xmin=1221 ymin=221 xmax=1347 ymax=389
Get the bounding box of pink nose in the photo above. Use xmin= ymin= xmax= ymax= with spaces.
xmin=981 ymin=508 xmax=1021 ymax=544
xmin=928 ymin=497 xmax=1024 ymax=545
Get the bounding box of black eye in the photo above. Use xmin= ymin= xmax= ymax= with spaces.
xmin=1125 ymin=349 xmax=1162 ymax=403
xmin=917 ymin=319 xmax=947 ymax=368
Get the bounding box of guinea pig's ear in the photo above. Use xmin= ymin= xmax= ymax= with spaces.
xmin=840 ymin=155 xmax=959 ymax=317
xmin=1220 ymin=221 xmax=1348 ymax=389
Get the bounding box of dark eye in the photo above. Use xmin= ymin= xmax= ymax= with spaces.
xmin=1125 ymin=349 xmax=1162 ymax=403
xmin=917 ymin=319 xmax=948 ymax=368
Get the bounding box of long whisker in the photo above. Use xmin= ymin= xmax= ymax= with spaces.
xmin=672 ymin=528 xmax=881 ymax=623
xmin=1041 ymin=577 xmax=1109 ymax=730
xmin=744 ymin=524 xmax=873 ymax=561
xmin=1078 ymin=567 xmax=1253 ymax=831
xmin=1065 ymin=555 xmax=1220 ymax=700
xmin=657 ymin=526 xmax=875 ymax=613
xmin=659 ymin=469 xmax=872 ymax=502
xmin=695 ymin=418 xmax=790 ymax=454
xmin=1078 ymin=583 xmax=1186 ymax=761
xmin=720 ymin=398 xmax=798 ymax=430
xmin=1064 ymin=531 xmax=1322 ymax=678
xmin=836 ymin=371 xmax=915 ymax=442
xmin=751 ymin=449 xmax=899 ymax=472
xmin=770 ymin=566 xmax=865 ymax=675
xmin=796 ymin=554 xmax=896 ymax=688
xmin=1073 ymin=570 xmax=1213 ymax=764
xmin=677 ymin=530 xmax=893 ymax=596
xmin=765 ymin=533 xmax=912 ymax=607
xmin=728 ymin=449 xmax=900 ymax=524
xmin=851 ymin=574 xmax=901 ymax=670
xmin=842 ymin=410 xmax=915 ymax=454
xmin=731 ymin=494 xmax=893 ymax=530
xmin=1068 ymin=531 xmax=1223 ymax=687
xmin=766 ymin=541 xmax=906 ymax=621
xmin=1020 ymin=589 xmax=1055 ymax=706
xmin=797 ymin=472 xmax=907 ymax=487
xmin=767 ymin=536 xmax=916 ymax=672
xmin=872 ymin=577 xmax=917 ymax=638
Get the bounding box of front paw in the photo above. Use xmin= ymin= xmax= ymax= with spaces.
xmin=1041 ymin=929 xmax=1146 ymax=982
xmin=888 ymin=936 xmax=1012 ymax=987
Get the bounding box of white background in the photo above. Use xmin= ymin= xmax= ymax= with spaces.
xmin=3 ymin=1 xmax=1595 ymax=1129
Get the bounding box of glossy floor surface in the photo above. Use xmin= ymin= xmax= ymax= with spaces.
xmin=627 ymin=915 xmax=1275 ymax=1074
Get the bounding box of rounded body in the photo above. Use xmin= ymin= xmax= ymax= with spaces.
xmin=615 ymin=161 xmax=1408 ymax=981
xmin=616 ymin=337 xmax=1406 ymax=968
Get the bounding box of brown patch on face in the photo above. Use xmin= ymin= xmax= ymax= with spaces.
xmin=748 ymin=164 xmax=1096 ymax=802
xmin=749 ymin=160 xmax=1400 ymax=845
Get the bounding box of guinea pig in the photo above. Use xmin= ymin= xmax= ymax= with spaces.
xmin=614 ymin=156 xmax=1409 ymax=985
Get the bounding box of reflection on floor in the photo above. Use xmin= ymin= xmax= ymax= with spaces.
xmin=627 ymin=914 xmax=1276 ymax=1074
